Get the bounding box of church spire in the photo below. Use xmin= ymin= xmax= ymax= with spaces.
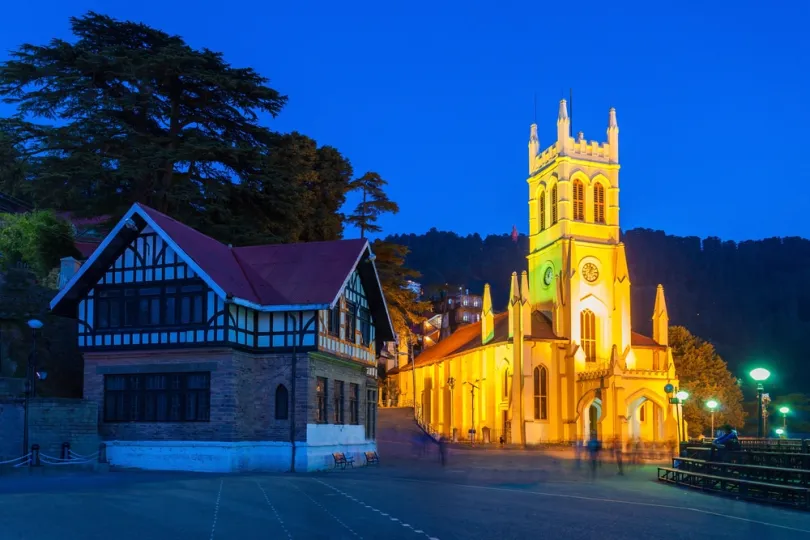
xmin=520 ymin=270 xmax=532 ymax=335
xmin=481 ymin=283 xmax=494 ymax=345
xmin=652 ymin=284 xmax=669 ymax=346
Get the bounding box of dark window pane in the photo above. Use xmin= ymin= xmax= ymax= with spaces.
xmin=150 ymin=298 xmax=161 ymax=325
xmin=181 ymin=285 xmax=203 ymax=293
xmin=141 ymin=287 xmax=160 ymax=296
xmin=139 ymin=299 xmax=149 ymax=326
xmin=165 ymin=297 xmax=176 ymax=325
xmin=181 ymin=297 xmax=191 ymax=323
xmin=97 ymin=301 xmax=109 ymax=328
xmin=108 ymin=299 xmax=121 ymax=327
xmin=193 ymin=296 xmax=203 ymax=323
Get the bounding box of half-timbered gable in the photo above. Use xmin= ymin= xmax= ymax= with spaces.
xmin=318 ymin=270 xmax=377 ymax=365
xmin=52 ymin=203 xmax=393 ymax=357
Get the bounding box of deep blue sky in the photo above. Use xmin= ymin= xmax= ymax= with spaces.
xmin=1 ymin=1 xmax=808 ymax=242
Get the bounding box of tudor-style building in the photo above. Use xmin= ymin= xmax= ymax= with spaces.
xmin=51 ymin=203 xmax=394 ymax=472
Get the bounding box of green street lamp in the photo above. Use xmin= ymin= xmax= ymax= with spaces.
xmin=775 ymin=427 xmax=785 ymax=437
xmin=706 ymin=399 xmax=719 ymax=436
xmin=675 ymin=390 xmax=689 ymax=442
xmin=779 ymin=406 xmax=790 ymax=430
xmin=749 ymin=368 xmax=771 ymax=438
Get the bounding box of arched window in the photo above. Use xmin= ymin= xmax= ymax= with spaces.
xmin=503 ymin=370 xmax=509 ymax=399
xmin=538 ymin=191 xmax=546 ymax=231
xmin=594 ymin=183 xmax=605 ymax=224
xmin=581 ymin=309 xmax=597 ymax=363
xmin=550 ymin=184 xmax=558 ymax=225
xmin=533 ymin=366 xmax=548 ymax=420
xmin=573 ymin=179 xmax=585 ymax=221
xmin=275 ymin=384 xmax=289 ymax=420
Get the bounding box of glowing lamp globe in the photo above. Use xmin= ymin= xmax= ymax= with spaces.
xmin=706 ymin=400 xmax=718 ymax=410
xmin=749 ymin=368 xmax=771 ymax=382
xmin=676 ymin=390 xmax=689 ymax=401
xmin=779 ymin=406 xmax=790 ymax=414
xmin=776 ymin=428 xmax=785 ymax=436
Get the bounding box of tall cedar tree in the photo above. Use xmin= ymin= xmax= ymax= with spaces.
xmin=0 ymin=12 xmax=353 ymax=244
xmin=669 ymin=326 xmax=746 ymax=437
xmin=372 ymin=240 xmax=431 ymax=337
xmin=347 ymin=172 xmax=399 ymax=238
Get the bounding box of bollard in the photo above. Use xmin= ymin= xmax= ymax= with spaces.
xmin=31 ymin=444 xmax=41 ymax=467
xmin=62 ymin=442 xmax=71 ymax=460
xmin=98 ymin=442 xmax=107 ymax=464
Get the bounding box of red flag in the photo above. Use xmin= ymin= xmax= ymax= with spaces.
xmin=511 ymin=225 xmax=518 ymax=243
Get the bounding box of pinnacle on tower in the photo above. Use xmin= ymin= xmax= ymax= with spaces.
xmin=652 ymin=284 xmax=669 ymax=346
xmin=528 ymin=124 xmax=539 ymax=174
xmin=557 ymin=99 xmax=571 ymax=155
xmin=508 ymin=271 xmax=520 ymax=339
xmin=481 ymin=283 xmax=494 ymax=345
xmin=520 ymin=270 xmax=532 ymax=336
xmin=607 ymin=107 xmax=619 ymax=163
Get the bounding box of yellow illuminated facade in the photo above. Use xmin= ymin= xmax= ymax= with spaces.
xmin=393 ymin=101 xmax=681 ymax=444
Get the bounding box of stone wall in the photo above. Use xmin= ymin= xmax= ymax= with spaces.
xmin=0 ymin=396 xmax=99 ymax=461
xmin=0 ymin=398 xmax=24 ymax=460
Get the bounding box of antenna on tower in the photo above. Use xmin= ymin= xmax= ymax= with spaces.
xmin=569 ymin=88 xmax=573 ymax=137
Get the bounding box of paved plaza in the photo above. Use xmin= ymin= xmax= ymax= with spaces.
xmin=1 ymin=444 xmax=809 ymax=540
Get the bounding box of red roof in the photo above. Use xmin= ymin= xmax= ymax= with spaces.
xmin=631 ymin=331 xmax=664 ymax=348
xmin=399 ymin=310 xmax=560 ymax=370
xmin=136 ymin=204 xmax=369 ymax=309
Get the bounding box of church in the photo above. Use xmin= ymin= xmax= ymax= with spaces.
xmin=391 ymin=101 xmax=681 ymax=445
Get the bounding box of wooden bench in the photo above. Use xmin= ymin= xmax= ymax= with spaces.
xmin=364 ymin=451 xmax=380 ymax=466
xmin=658 ymin=466 xmax=809 ymax=509
xmin=332 ymin=452 xmax=354 ymax=470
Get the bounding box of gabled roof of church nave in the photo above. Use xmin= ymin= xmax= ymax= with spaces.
xmin=394 ymin=310 xmax=561 ymax=372
xmin=50 ymin=203 xmax=395 ymax=341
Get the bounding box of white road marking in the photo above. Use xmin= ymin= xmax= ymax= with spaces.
xmin=209 ymin=479 xmax=223 ymax=540
xmin=399 ymin=478 xmax=810 ymax=534
xmin=290 ymin=480 xmax=363 ymax=539
xmin=255 ymin=480 xmax=293 ymax=539
xmin=315 ymin=478 xmax=440 ymax=540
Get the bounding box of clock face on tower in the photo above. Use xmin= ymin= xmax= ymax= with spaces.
xmin=582 ymin=262 xmax=599 ymax=283
xmin=543 ymin=267 xmax=554 ymax=286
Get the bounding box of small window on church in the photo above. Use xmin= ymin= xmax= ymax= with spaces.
xmin=581 ymin=309 xmax=597 ymax=362
xmin=594 ymin=183 xmax=606 ymax=224
xmin=503 ymin=370 xmax=509 ymax=399
xmin=539 ymin=191 xmax=546 ymax=231
xmin=550 ymin=185 xmax=558 ymax=225
xmin=573 ymin=180 xmax=585 ymax=221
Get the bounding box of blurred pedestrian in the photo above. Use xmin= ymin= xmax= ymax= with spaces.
xmin=612 ymin=437 xmax=624 ymax=475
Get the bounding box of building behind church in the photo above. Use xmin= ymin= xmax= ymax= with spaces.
xmin=390 ymin=101 xmax=681 ymax=445
xmin=51 ymin=204 xmax=393 ymax=472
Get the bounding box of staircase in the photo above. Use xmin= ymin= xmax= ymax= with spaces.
xmin=377 ymin=407 xmax=436 ymax=459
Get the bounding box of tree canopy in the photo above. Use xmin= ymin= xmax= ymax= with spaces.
xmin=0 ymin=210 xmax=78 ymax=279
xmin=346 ymin=172 xmax=399 ymax=238
xmin=669 ymin=326 xmax=746 ymax=437
xmin=0 ymin=12 xmax=353 ymax=245
xmin=372 ymin=240 xmax=431 ymax=336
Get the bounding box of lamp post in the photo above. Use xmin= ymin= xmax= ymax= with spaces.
xmin=779 ymin=406 xmax=790 ymax=430
xmin=749 ymin=368 xmax=771 ymax=438
xmin=23 ymin=319 xmax=43 ymax=459
xmin=447 ymin=377 xmax=456 ymax=441
xmin=775 ymin=427 xmax=785 ymax=438
xmin=464 ymin=379 xmax=481 ymax=446
xmin=676 ymin=390 xmax=689 ymax=442
xmin=706 ymin=399 xmax=719 ymax=437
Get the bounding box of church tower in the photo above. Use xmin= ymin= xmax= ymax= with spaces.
xmin=526 ymin=101 xmax=632 ymax=363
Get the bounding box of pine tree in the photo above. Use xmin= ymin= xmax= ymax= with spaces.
xmin=0 ymin=12 xmax=356 ymax=244
xmin=372 ymin=240 xmax=431 ymax=337
xmin=346 ymin=172 xmax=399 ymax=238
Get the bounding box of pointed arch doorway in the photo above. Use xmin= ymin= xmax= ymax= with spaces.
xmin=583 ymin=399 xmax=602 ymax=441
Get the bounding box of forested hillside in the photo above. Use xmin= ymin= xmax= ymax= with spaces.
xmin=386 ymin=228 xmax=810 ymax=393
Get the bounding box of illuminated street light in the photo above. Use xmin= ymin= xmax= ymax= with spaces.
xmin=674 ymin=390 xmax=689 ymax=442
xmin=676 ymin=390 xmax=689 ymax=401
xmin=749 ymin=368 xmax=771 ymax=438
xmin=779 ymin=406 xmax=790 ymax=430
xmin=775 ymin=428 xmax=785 ymax=437
xmin=706 ymin=399 xmax=719 ymax=435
